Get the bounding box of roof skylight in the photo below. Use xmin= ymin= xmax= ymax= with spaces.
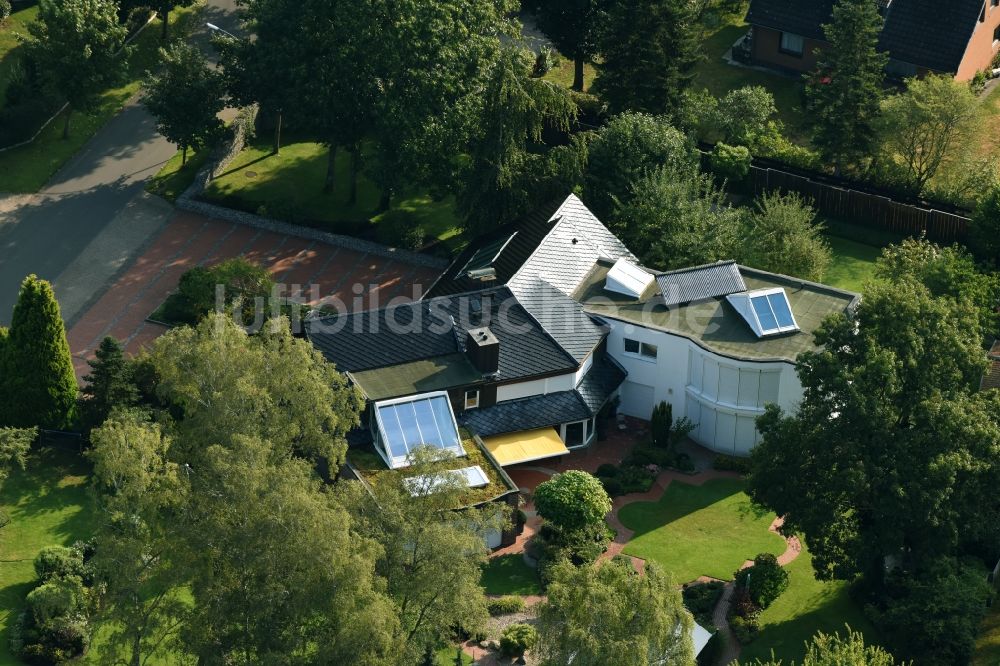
xmin=726 ymin=288 xmax=799 ymax=337
xmin=373 ymin=391 xmax=465 ymax=469
xmin=604 ymin=258 xmax=654 ymax=298
xmin=403 ymin=465 xmax=490 ymax=496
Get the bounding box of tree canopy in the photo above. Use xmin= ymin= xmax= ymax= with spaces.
xmin=141 ymin=42 xmax=225 ymax=165
xmin=738 ymin=192 xmax=831 ymax=282
xmin=528 ymin=0 xmax=605 ymax=91
xmin=746 ymin=625 xmax=903 ymax=665
xmin=536 ymin=558 xmax=694 ymax=666
xmin=534 ymin=470 xmax=611 ymax=534
xmin=79 ymin=337 xmax=138 ymax=434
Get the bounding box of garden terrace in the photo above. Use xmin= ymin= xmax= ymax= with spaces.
xmin=345 ymin=432 xmax=518 ymax=509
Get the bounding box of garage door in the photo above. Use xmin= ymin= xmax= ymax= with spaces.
xmin=619 ymin=382 xmax=655 ymax=419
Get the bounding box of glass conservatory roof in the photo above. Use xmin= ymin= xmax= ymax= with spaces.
xmin=373 ymin=391 xmax=465 ymax=469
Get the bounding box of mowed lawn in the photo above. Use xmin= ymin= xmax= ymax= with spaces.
xmin=0 ymin=4 xmax=38 ymax=102
xmin=974 ymin=602 xmax=1000 ymax=665
xmin=618 ymin=479 xmax=785 ymax=583
xmin=739 ymin=543 xmax=881 ymax=664
xmin=202 ymin=138 xmax=463 ymax=251
xmin=0 ymin=447 xmax=98 ymax=664
xmin=823 ymin=234 xmax=881 ymax=294
xmin=481 ymin=554 xmax=542 ymax=597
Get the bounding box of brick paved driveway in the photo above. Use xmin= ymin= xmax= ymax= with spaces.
xmin=67 ymin=211 xmax=442 ymax=377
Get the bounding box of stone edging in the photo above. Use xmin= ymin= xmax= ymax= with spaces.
xmin=175 ymin=106 xmax=448 ymax=270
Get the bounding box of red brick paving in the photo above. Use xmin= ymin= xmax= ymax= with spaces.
xmin=68 ymin=211 xmax=440 ymax=378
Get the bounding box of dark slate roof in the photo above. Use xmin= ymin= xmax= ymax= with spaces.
xmin=306 ymin=287 xmax=577 ymax=382
xmin=878 ymin=0 xmax=983 ymax=73
xmin=745 ymin=0 xmax=982 ymax=73
xmin=425 ymin=198 xmax=566 ymax=298
xmin=515 ymin=277 xmax=607 ymax=363
xmin=656 ymin=261 xmax=747 ymax=307
xmin=460 ymin=391 xmax=591 ymax=437
xmin=746 ymin=0 xmax=832 ymax=41
xmin=576 ymin=355 xmax=627 ymax=414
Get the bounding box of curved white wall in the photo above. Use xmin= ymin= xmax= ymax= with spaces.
xmin=605 ymin=319 xmax=802 ymax=456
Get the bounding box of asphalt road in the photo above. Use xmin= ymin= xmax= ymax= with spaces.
xmin=0 ymin=0 xmax=242 ymax=327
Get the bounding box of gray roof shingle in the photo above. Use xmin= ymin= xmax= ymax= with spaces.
xmin=656 ymin=261 xmax=747 ymax=307
xmin=515 ymin=277 xmax=607 ymax=363
xmin=306 ymin=287 xmax=578 ymax=381
xmin=460 ymin=391 xmax=591 ymax=437
xmin=576 ymin=355 xmax=627 ymax=414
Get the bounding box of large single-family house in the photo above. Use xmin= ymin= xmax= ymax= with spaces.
xmin=306 ymin=194 xmax=858 ymax=475
xmin=745 ymin=0 xmax=1000 ymax=81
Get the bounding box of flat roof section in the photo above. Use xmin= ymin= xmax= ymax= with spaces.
xmin=351 ymin=353 xmax=482 ymax=401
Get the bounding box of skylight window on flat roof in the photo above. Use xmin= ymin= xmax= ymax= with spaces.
xmin=403 ymin=465 xmax=490 ymax=497
xmin=726 ymin=288 xmax=800 ymax=338
xmin=373 ymin=391 xmax=465 ymax=469
xmin=604 ymin=258 xmax=654 ymax=298
xmin=460 ymin=232 xmax=518 ymax=277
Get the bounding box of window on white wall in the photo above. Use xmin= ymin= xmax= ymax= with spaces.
xmin=624 ymin=338 xmax=658 ymax=360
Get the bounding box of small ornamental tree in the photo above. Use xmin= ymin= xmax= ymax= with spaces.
xmin=534 ymin=470 xmax=612 ymax=534
xmin=734 ymin=553 xmax=789 ymax=609
xmin=650 ymin=402 xmax=672 ymax=449
xmin=142 ymin=42 xmax=226 ymax=165
xmin=738 ymin=191 xmax=832 ymax=282
xmin=748 ymin=625 xmax=902 ymax=665
xmin=500 ymin=623 xmax=538 ymax=661
xmin=4 ymin=275 xmax=78 ymax=429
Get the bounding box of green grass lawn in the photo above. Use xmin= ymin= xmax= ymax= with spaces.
xmin=436 ymin=646 xmax=472 ymax=665
xmin=974 ymin=602 xmax=1000 ymax=665
xmin=738 ymin=543 xmax=881 ymax=664
xmin=693 ymin=15 xmax=810 ymax=145
xmin=823 ymin=234 xmax=881 ymax=293
xmin=0 ymin=447 xmax=98 ymax=664
xmin=0 ymin=2 xmax=202 ymax=193
xmin=146 ymin=145 xmax=211 ymax=202
xmin=618 ymin=479 xmax=785 ymax=583
xmin=481 ymin=554 xmax=543 ymax=597
xmin=0 ymin=4 xmax=38 ymax=103
xmin=202 ymin=137 xmax=463 ymax=251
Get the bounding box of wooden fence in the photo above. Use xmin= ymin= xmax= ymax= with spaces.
xmin=750 ymin=166 xmax=970 ymax=244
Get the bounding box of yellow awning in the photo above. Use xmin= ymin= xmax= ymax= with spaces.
xmin=482 ymin=427 xmax=569 ymax=466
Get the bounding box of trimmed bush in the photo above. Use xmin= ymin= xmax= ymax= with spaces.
xmin=33 ymin=546 xmax=84 ymax=583
xmin=734 ymin=553 xmax=789 ymax=609
xmin=730 ymin=615 xmax=759 ymax=644
xmin=375 ymin=209 xmax=425 ymax=250
xmin=710 ymin=143 xmax=751 ymax=182
xmin=599 ymin=476 xmax=624 ymax=497
xmin=534 ymin=471 xmax=612 ymax=533
xmin=595 ymin=463 xmax=619 ymax=478
xmin=499 ymin=623 xmax=538 ymax=660
xmin=713 ymin=454 xmax=750 ymax=475
xmin=487 ymin=595 xmax=526 ymax=616
xmin=25 ymin=579 xmax=83 ymax=625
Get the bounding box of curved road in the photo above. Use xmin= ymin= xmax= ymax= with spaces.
xmin=0 ymin=0 xmax=240 ymax=327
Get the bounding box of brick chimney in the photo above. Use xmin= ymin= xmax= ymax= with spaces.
xmin=465 ymin=327 xmax=499 ymax=376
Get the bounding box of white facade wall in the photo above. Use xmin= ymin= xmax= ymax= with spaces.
xmin=604 ymin=319 xmax=801 ymax=456
xmin=495 ymin=372 xmax=576 ymax=402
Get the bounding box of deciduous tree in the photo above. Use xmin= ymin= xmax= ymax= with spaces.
xmin=805 ymin=0 xmax=887 ymax=173
xmin=26 ymin=0 xmax=129 ymax=138
xmin=876 ymin=74 xmax=980 ymax=195
xmin=0 ymin=426 xmax=34 ymax=487
xmin=528 ymin=0 xmax=605 ymax=91
xmin=141 ymin=42 xmax=225 ymax=166
xmin=536 ymin=558 xmax=694 ymax=666
xmin=593 ymin=0 xmax=701 ymax=118
xmin=583 ymin=111 xmax=697 ymax=221
xmin=737 ymin=192 xmax=831 ymax=282
xmin=971 ymin=183 xmax=1000 ymax=267
xmin=747 ymin=625 xmax=902 ymax=665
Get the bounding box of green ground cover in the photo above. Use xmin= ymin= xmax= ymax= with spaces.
xmin=0 ymin=447 xmax=98 ymax=664
xmin=823 ymin=234 xmax=881 ymax=293
xmin=201 ymin=137 xmax=463 ymax=252
xmin=0 ymin=4 xmax=38 ymax=102
xmin=481 ymin=554 xmax=543 ymax=597
xmin=618 ymin=479 xmax=785 ymax=583
xmin=146 ymin=145 xmax=210 ymax=202
xmin=0 ymin=2 xmax=202 ymax=193
xmin=739 ymin=543 xmax=881 ymax=664
xmin=974 ymin=601 xmax=1000 ymax=665
xmin=436 ymin=646 xmax=472 ymax=665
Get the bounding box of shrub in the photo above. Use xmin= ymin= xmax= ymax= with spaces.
xmin=595 ymin=463 xmax=619 ymax=478
xmin=683 ymin=581 xmax=725 ymax=626
xmin=730 ymin=615 xmax=759 ymax=644
xmin=376 ymin=209 xmax=425 ymax=250
xmin=0 ymin=0 xmax=11 ymax=23
xmin=734 ymin=553 xmax=789 ymax=609
xmin=710 ymin=142 xmax=751 ymax=182
xmin=33 ymin=546 xmax=84 ymax=583
xmin=487 ymin=595 xmax=526 ymax=616
xmin=166 ymin=258 xmax=275 ymax=326
xmin=25 ymin=579 xmax=83 ymax=625
xmin=625 ymin=443 xmax=673 ymax=468
xmin=531 ymin=47 xmax=559 ymax=78
xmin=500 ymin=623 xmax=538 ymax=660
xmin=971 ymin=69 xmax=989 ymax=95
xmin=713 ymin=454 xmax=750 ymax=475
xmin=673 ymin=452 xmax=695 ymax=473
xmin=534 ymin=471 xmax=612 ymax=533
xmin=728 ymin=586 xmax=761 ymax=622
xmin=650 ymin=401 xmax=673 ymax=448
xmin=599 ymin=476 xmax=624 ymax=497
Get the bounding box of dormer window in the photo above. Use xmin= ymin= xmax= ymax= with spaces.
xmin=605 ymin=258 xmax=654 ymax=298
xmin=461 ymin=232 xmax=518 ymax=280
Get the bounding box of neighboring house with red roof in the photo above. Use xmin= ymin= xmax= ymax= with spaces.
xmin=745 ymin=0 xmax=1000 ymax=81
xmin=983 ymin=340 xmax=1000 ymax=391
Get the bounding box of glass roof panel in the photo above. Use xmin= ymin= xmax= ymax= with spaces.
xmin=413 ymin=398 xmax=441 ymax=445
xmin=767 ymin=292 xmax=795 ymax=328
xmin=378 ymin=404 xmax=410 ymax=459
xmin=374 ymin=391 xmax=465 ymax=468
xmin=431 ymin=397 xmax=461 ymax=448
xmin=751 ymin=295 xmax=778 ymax=331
